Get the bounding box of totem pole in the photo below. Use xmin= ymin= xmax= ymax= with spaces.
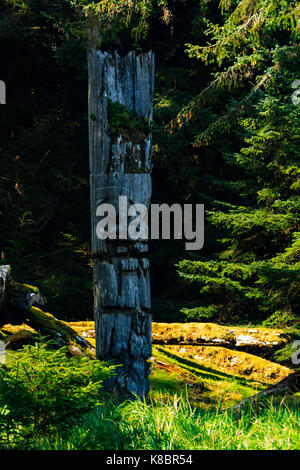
xmin=88 ymin=50 xmax=154 ymax=397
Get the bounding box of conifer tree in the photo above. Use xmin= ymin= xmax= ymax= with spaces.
xmin=177 ymin=0 xmax=300 ymax=325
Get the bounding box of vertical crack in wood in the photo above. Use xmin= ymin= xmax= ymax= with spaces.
xmin=88 ymin=50 xmax=154 ymax=398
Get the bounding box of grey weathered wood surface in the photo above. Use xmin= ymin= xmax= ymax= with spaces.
xmin=0 ymin=265 xmax=11 ymax=323
xmin=88 ymin=50 xmax=154 ymax=397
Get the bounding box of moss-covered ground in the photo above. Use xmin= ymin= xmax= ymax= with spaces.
xmin=1 ymin=317 xmax=299 ymax=450
xmin=47 ymin=320 xmax=298 ymax=409
xmin=1 ymin=318 xmax=297 ymax=410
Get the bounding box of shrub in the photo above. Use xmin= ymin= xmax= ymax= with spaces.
xmin=0 ymin=339 xmax=113 ymax=447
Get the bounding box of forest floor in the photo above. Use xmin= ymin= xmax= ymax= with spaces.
xmin=60 ymin=320 xmax=300 ymax=410
xmin=1 ymin=319 xmax=298 ymax=410
xmin=1 ymin=318 xmax=299 ymax=450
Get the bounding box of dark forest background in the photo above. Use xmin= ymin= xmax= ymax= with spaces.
xmin=0 ymin=0 xmax=299 ymax=326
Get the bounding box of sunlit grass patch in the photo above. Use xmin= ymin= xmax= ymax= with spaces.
xmin=27 ymin=395 xmax=300 ymax=450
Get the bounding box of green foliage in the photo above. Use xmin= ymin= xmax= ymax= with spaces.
xmin=169 ymin=0 xmax=299 ymax=143
xmin=180 ymin=305 xmax=219 ymax=322
xmin=107 ymin=99 xmax=152 ymax=136
xmin=16 ymin=396 xmax=300 ymax=450
xmin=1 ymin=0 xmax=299 ymax=324
xmin=176 ymin=0 xmax=300 ymax=324
xmin=3 ymin=0 xmax=155 ymax=49
xmin=0 ymin=339 xmax=113 ymax=447
xmin=78 ymin=0 xmax=154 ymax=47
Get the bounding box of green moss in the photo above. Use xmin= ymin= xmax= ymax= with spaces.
xmin=151 ymin=322 xmax=289 ymax=354
xmin=28 ymin=307 xmax=94 ymax=356
xmin=30 ymin=306 xmax=73 ymax=337
xmin=150 ymin=345 xmax=263 ymax=409
xmin=155 ymin=344 xmax=292 ymax=385
xmin=12 ymin=281 xmax=40 ymax=295
xmin=20 ymin=283 xmax=40 ymax=293
xmin=107 ymin=99 xmax=152 ymax=137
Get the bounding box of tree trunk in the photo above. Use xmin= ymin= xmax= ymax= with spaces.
xmin=88 ymin=50 xmax=154 ymax=398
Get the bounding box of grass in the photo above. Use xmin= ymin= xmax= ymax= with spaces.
xmin=149 ymin=344 xmax=295 ymax=409
xmin=25 ymin=394 xmax=300 ymax=450
xmin=1 ymin=320 xmax=299 ymax=450
xmin=149 ymin=358 xmax=260 ymax=410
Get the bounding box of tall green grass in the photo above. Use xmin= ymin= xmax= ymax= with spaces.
xmin=28 ymin=394 xmax=300 ymax=450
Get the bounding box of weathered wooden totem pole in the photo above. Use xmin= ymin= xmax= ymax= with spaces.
xmin=88 ymin=50 xmax=154 ymax=397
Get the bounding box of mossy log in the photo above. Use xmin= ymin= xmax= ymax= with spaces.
xmin=27 ymin=307 xmax=94 ymax=356
xmin=151 ymin=322 xmax=289 ymax=356
xmin=4 ymin=329 xmax=35 ymax=350
xmin=231 ymin=371 xmax=300 ymax=414
xmin=0 ymin=265 xmax=94 ymax=356
xmin=155 ymin=344 xmax=292 ymax=385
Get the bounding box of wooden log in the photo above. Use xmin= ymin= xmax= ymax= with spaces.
xmin=88 ymin=50 xmax=154 ymax=398
xmin=4 ymin=329 xmax=35 ymax=350
xmin=151 ymin=322 xmax=289 ymax=356
xmin=231 ymin=371 xmax=300 ymax=414
xmin=0 ymin=265 xmax=93 ymax=356
xmin=27 ymin=306 xmax=93 ymax=356
xmin=1 ymin=306 xmax=94 ymax=356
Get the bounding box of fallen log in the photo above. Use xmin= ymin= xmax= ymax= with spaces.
xmin=0 ymin=265 xmax=94 ymax=356
xmin=4 ymin=329 xmax=35 ymax=350
xmin=231 ymin=370 xmax=300 ymax=413
xmin=27 ymin=307 xmax=94 ymax=355
xmin=151 ymin=322 xmax=289 ymax=356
